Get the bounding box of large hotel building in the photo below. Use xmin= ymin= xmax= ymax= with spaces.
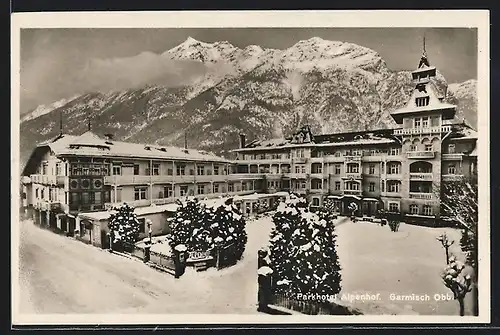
xmin=20 ymin=50 xmax=477 ymax=247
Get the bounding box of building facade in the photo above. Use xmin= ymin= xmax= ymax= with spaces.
xmin=20 ymin=131 xmax=259 ymax=247
xmin=231 ymin=51 xmax=478 ymax=224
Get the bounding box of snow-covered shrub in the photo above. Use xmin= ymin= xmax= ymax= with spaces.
xmin=108 ymin=203 xmax=141 ymax=251
xmin=268 ymin=194 xmax=342 ymax=297
xmin=441 ymin=255 xmax=473 ymax=316
xmin=167 ymin=197 xmax=247 ymax=261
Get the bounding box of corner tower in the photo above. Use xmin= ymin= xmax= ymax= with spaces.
xmin=390 ymin=39 xmax=457 ymax=220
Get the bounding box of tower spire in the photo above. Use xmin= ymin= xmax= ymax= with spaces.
xmin=418 ymin=33 xmax=430 ymax=69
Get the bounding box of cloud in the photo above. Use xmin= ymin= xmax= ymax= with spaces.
xmin=20 ymin=50 xmax=208 ymax=114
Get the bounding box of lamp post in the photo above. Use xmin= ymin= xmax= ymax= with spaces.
xmin=146 ymin=219 xmax=152 ymax=244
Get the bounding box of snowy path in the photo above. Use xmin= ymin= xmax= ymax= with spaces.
xmin=17 ymin=218 xmax=274 ymax=315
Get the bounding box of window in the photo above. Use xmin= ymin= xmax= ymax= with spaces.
xmin=312 ymin=198 xmax=320 ymax=207
xmin=163 ymin=185 xmax=173 ymax=198
xmin=448 ymin=164 xmax=456 ymax=175
xmin=242 ymin=182 xmax=248 ymax=191
xmin=422 ymin=117 xmax=429 ymax=128
xmin=381 ymin=162 xmax=385 ymax=174
xmin=315 ymin=165 xmax=323 ymax=174
xmin=81 ymin=192 xmax=90 ymax=204
xmin=369 ymin=182 xmax=376 ymax=192
xmin=176 ymin=165 xmax=185 ymax=176
xmin=197 ymin=184 xmax=205 ymax=195
xmin=112 ymin=166 xmax=122 ymax=176
xmin=82 ymin=167 xmax=90 ymax=175
xmin=295 ymin=165 xmax=302 ymax=174
xmin=389 ymin=148 xmax=400 ymax=156
xmin=152 ymin=164 xmax=160 ymax=176
xmin=296 ymin=149 xmax=304 ymax=158
xmin=389 ymin=202 xmax=400 ymax=212
xmin=213 ymin=184 xmax=219 ymax=193
xmin=42 ymin=163 xmax=48 ymax=175
xmin=335 ymin=181 xmax=341 ymax=191
xmin=409 ymin=204 xmax=419 ymax=214
xmin=414 ymin=118 xmax=421 ymax=128
xmin=368 ymin=164 xmax=375 ymax=175
xmin=228 ymin=183 xmax=234 ymax=192
xmin=167 ymin=168 xmax=173 ymax=176
xmin=344 ymin=181 xmax=360 ymax=191
xmin=94 ymin=192 xmax=101 ymax=204
xmin=335 ymin=164 xmax=341 ymax=175
xmin=134 ymin=187 xmax=147 ymax=200
xmin=134 ymin=164 xmax=140 ymax=175
xmin=334 ymin=151 xmax=341 ymax=157
xmin=425 ymin=144 xmax=433 ymax=152
xmin=35 ymin=188 xmax=39 ymax=198
xmin=347 ymin=164 xmax=359 ymax=173
xmin=300 ymin=181 xmax=306 ymax=189
xmin=448 ymin=144 xmax=456 ymax=154
xmin=180 ymin=186 xmax=188 ymax=197
xmin=56 ymin=163 xmax=62 ymax=176
xmin=410 ymin=145 xmax=417 ymax=152
xmin=197 ymin=165 xmax=205 ymax=175
xmin=138 ymin=218 xmax=146 ymax=234
xmin=301 ymin=166 xmax=306 ymax=174
xmin=388 ymin=163 xmax=400 ymax=175
xmin=70 ymin=192 xmax=79 ymax=205
xmin=381 ymin=181 xmax=385 ymax=192
xmin=387 ymin=181 xmax=400 ymax=193
xmin=423 ymin=205 xmax=433 ymax=216
xmin=214 ymin=166 xmax=219 ymax=175
xmin=189 ymin=169 xmax=195 ymax=175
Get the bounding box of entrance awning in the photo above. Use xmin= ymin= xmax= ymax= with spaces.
xmin=327 ymin=195 xmax=342 ymax=199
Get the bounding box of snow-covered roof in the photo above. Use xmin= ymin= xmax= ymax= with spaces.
xmin=78 ymin=203 xmax=178 ymax=221
xmin=37 ymin=131 xmax=231 ymax=163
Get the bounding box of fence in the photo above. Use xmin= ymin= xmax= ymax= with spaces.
xmin=216 ymin=242 xmax=238 ymax=270
xmin=269 ymin=293 xmax=362 ymax=315
xmin=149 ymin=250 xmax=176 ymax=272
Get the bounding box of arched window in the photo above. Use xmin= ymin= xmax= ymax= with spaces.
xmin=409 ymin=204 xmax=419 ymax=214
xmin=423 ymin=205 xmax=433 ymax=216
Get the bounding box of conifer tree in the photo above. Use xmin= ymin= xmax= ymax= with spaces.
xmin=108 ymin=203 xmax=141 ymax=251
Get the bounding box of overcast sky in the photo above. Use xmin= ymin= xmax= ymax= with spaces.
xmin=20 ymin=27 xmax=477 ymax=114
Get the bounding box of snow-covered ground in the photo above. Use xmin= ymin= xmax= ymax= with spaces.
xmin=335 ymin=220 xmax=475 ymax=315
xmin=16 ymin=215 xmax=276 ymax=315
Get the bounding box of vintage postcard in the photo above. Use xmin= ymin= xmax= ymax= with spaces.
xmin=11 ymin=10 xmax=490 ymax=326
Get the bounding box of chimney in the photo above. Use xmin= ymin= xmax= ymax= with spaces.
xmin=239 ymin=133 xmax=246 ymax=148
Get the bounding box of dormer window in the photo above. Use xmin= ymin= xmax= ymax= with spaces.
xmin=415 ymin=96 xmax=430 ymax=107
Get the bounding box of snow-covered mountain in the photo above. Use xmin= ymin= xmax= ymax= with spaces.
xmin=20 ymin=95 xmax=80 ymax=122
xmin=20 ymin=37 xmax=477 ymax=169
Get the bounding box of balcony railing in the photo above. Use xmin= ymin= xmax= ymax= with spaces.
xmin=394 ymin=125 xmax=452 ymax=136
xmin=407 ymin=151 xmax=436 ymax=159
xmin=442 ymin=174 xmax=464 ymax=182
xmin=442 ymin=153 xmax=464 ymax=161
xmin=409 ymin=173 xmax=434 ymax=181
xmin=344 ymin=155 xmax=362 ymax=162
xmin=30 ymin=174 xmax=67 ymax=186
xmin=409 ymin=192 xmax=433 ymax=200
xmin=343 ymin=190 xmax=362 ymax=196
xmin=285 ymin=173 xmax=308 ymax=179
xmin=381 ymin=192 xmax=402 ymax=198
xmin=342 ymin=172 xmax=362 ymax=179
xmin=105 ymin=190 xmax=257 ymax=210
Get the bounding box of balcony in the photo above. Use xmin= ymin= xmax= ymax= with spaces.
xmin=237 ymin=158 xmax=291 ymax=165
xmin=442 ymin=153 xmax=464 ymax=161
xmin=407 ymin=151 xmax=436 ymax=159
xmin=409 ymin=173 xmax=434 ymax=181
xmin=342 ymin=172 xmax=362 ymax=180
xmin=381 ymin=192 xmax=402 ymax=198
xmin=30 ymin=174 xmax=66 ymax=186
xmin=442 ymin=174 xmax=464 ymax=182
xmin=285 ymin=173 xmax=308 ymax=179
xmin=310 ymin=172 xmax=326 ymax=179
xmin=409 ymin=192 xmax=433 ymax=200
xmin=394 ymin=125 xmax=452 ymax=136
